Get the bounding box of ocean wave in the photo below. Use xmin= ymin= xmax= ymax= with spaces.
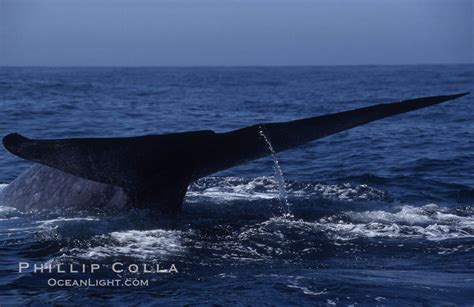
xmin=1 ymin=176 xmax=472 ymax=265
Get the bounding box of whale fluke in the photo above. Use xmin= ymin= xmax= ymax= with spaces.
xmin=2 ymin=92 xmax=469 ymax=213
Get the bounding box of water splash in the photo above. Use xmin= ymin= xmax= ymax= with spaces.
xmin=258 ymin=126 xmax=293 ymax=217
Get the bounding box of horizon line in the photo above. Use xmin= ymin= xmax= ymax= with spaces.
xmin=0 ymin=62 xmax=473 ymax=68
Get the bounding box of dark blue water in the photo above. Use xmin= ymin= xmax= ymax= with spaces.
xmin=0 ymin=66 xmax=473 ymax=305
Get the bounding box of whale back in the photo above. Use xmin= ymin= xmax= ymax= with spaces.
xmin=0 ymin=164 xmax=126 ymax=213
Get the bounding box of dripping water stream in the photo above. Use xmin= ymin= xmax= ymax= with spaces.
xmin=258 ymin=126 xmax=293 ymax=217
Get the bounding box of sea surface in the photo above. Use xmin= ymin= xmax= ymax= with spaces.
xmin=0 ymin=65 xmax=473 ymax=305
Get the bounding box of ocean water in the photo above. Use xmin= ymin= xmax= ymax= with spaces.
xmin=0 ymin=65 xmax=473 ymax=305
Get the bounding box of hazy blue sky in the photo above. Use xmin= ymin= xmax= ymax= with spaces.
xmin=0 ymin=0 xmax=472 ymax=66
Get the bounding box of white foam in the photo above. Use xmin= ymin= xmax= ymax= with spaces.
xmin=70 ymin=229 xmax=187 ymax=260
xmin=235 ymin=204 xmax=474 ymax=243
xmin=188 ymin=177 xmax=386 ymax=202
xmin=320 ymin=204 xmax=474 ymax=241
xmin=38 ymin=217 xmax=99 ymax=226
xmin=287 ymin=284 xmax=328 ymax=296
xmin=0 ymin=205 xmax=17 ymax=213
xmin=311 ymin=183 xmax=386 ymax=201
xmin=348 ymin=205 xmax=433 ymax=225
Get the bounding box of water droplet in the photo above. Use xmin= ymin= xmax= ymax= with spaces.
xmin=258 ymin=125 xmax=293 ymax=218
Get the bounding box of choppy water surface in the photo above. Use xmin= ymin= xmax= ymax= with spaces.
xmin=0 ymin=66 xmax=473 ymax=305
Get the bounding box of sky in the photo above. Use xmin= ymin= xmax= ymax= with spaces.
xmin=0 ymin=0 xmax=472 ymax=66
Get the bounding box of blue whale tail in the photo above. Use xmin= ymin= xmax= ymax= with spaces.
xmin=3 ymin=92 xmax=469 ymax=213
